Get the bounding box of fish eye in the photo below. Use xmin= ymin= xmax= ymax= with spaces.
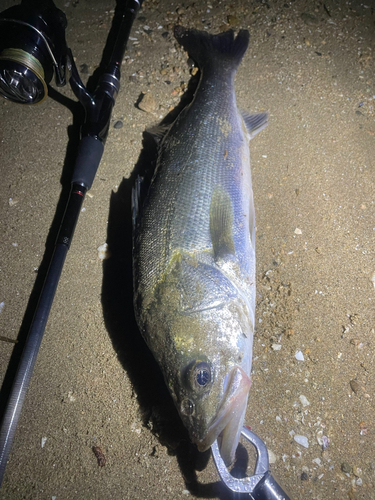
xmin=182 ymin=360 xmax=213 ymax=393
xmin=193 ymin=362 xmax=211 ymax=389
xmin=181 ymin=398 xmax=195 ymax=416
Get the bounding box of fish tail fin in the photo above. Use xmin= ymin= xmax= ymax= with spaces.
xmin=174 ymin=26 xmax=249 ymax=72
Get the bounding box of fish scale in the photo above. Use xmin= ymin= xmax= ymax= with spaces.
xmin=133 ymin=26 xmax=268 ymax=465
xmin=144 ymin=85 xmax=246 ymax=267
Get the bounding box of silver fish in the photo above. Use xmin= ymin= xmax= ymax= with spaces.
xmin=133 ymin=26 xmax=268 ymax=465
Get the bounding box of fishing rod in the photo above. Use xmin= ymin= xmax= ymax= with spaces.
xmin=0 ymin=0 xmax=143 ymax=486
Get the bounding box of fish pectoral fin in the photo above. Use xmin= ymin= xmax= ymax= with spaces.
xmin=210 ymin=187 xmax=235 ymax=261
xmin=146 ymin=123 xmax=171 ymax=143
xmin=240 ymin=111 xmax=268 ymax=139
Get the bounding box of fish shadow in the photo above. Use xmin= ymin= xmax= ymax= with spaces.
xmin=101 ymin=71 xmax=249 ymax=499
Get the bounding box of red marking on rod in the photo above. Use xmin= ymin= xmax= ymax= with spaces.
xmin=73 ymin=190 xmax=85 ymax=197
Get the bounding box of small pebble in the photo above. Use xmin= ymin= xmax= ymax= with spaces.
xmin=97 ymin=243 xmax=110 ymax=261
xmin=41 ymin=437 xmax=47 ymax=448
xmin=67 ymin=391 xmax=76 ymax=402
xmin=138 ymin=92 xmax=157 ymax=113
xmin=341 ymin=462 xmax=352 ymax=474
xmin=186 ymin=57 xmax=195 ymax=69
xmin=353 ymin=466 xmax=362 ymax=478
xmin=271 ymin=343 xmax=282 ymax=351
xmin=114 ymin=120 xmax=123 ymax=129
xmin=316 ymin=429 xmax=324 ymax=445
xmin=294 ymin=228 xmax=302 ymax=235
xmin=299 ymin=395 xmax=310 ymax=407
xmin=295 ymin=350 xmax=305 ymax=361
xmin=350 ymin=380 xmax=360 ymax=394
xmin=268 ymin=449 xmax=277 ymax=464
xmin=359 ymin=421 xmax=368 ymax=435
xmin=79 ymin=63 xmax=89 ymax=74
xmin=0 ymin=302 xmax=4 ymax=314
xmin=92 ymin=446 xmax=106 ymax=467
xmin=370 ymin=271 xmax=375 ymax=289
xmin=227 ymin=15 xmax=239 ymax=26
xmin=131 ymin=422 xmax=142 ymax=435
xmin=301 ymin=12 xmax=319 ymax=25
xmin=294 ymin=435 xmax=309 ymax=448
xmin=322 ymin=435 xmax=329 ymax=449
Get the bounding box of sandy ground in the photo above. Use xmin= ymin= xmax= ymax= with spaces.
xmin=0 ymin=0 xmax=374 ymax=498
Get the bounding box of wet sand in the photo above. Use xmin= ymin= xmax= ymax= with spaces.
xmin=0 ymin=0 xmax=374 ymax=498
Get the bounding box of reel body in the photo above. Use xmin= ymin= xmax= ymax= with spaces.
xmin=0 ymin=0 xmax=68 ymax=104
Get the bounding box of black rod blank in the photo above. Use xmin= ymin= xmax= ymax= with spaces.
xmin=0 ymin=0 xmax=143 ymax=486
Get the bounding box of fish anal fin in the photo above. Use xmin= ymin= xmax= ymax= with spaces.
xmin=210 ymin=187 xmax=235 ymax=261
xmin=240 ymin=111 xmax=268 ymax=139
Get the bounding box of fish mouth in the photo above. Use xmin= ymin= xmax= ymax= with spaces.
xmin=194 ymin=366 xmax=251 ymax=465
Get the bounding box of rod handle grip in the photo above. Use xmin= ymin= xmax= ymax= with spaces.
xmin=72 ymin=135 xmax=104 ymax=190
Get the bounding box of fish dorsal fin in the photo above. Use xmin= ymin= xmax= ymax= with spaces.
xmin=210 ymin=186 xmax=235 ymax=261
xmin=241 ymin=111 xmax=268 ymax=139
xmin=131 ymin=175 xmax=143 ymax=228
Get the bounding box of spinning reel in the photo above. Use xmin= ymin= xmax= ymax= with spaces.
xmin=0 ymin=0 xmax=69 ymax=104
